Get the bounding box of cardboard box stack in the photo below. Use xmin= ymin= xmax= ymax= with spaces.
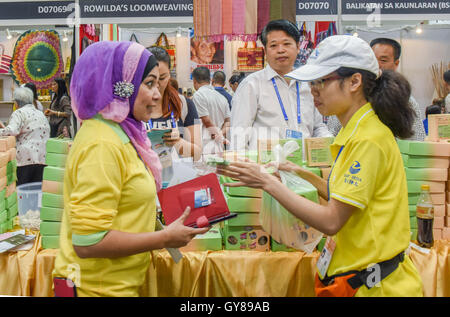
xmin=0 ymin=137 xmax=17 ymax=233
xmin=180 ymin=224 xmax=223 ymax=252
xmin=40 ymin=138 xmax=72 ymax=249
xmin=397 ymin=139 xmax=450 ymax=241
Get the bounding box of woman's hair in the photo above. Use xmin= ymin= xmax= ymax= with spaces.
xmin=336 ymin=67 xmax=415 ymax=139
xmin=52 ymin=78 xmax=69 ymax=105
xmin=13 ymin=87 xmax=34 ymax=107
xmin=229 ymin=72 xmax=246 ymax=85
xmin=23 ymin=83 xmax=38 ymax=100
xmin=148 ymin=46 xmax=182 ymax=120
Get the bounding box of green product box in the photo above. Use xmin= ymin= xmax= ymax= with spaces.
xmin=42 ymin=193 xmax=64 ymax=209
xmin=225 ymin=212 xmax=260 ymax=227
xmin=410 ymin=216 xmax=418 ymax=229
xmin=401 ymin=154 xmax=408 ymax=165
xmin=224 ymin=193 xmax=261 ymax=213
xmin=220 ymin=176 xmax=262 ymax=198
xmin=410 ymin=229 xmax=418 ymax=241
xmin=404 ymin=167 xmax=447 ymax=181
xmin=223 ymin=225 xmax=270 ymax=251
xmin=45 ymin=153 xmax=68 ymax=168
xmin=0 ymin=210 xmax=6 ymax=223
xmin=396 ymin=139 xmax=410 ymax=154
xmin=0 ymin=222 xmax=7 ymax=234
xmin=403 ymin=155 xmax=449 ymax=168
xmin=40 ymin=221 xmax=62 ymax=235
xmin=6 ymin=217 xmax=13 ymax=230
xmin=43 ymin=166 xmax=65 ymax=182
xmin=6 ymin=193 xmax=16 ymax=209
xmin=40 ymin=206 xmax=64 ymax=222
xmin=7 ymin=203 xmax=18 ymax=219
xmin=407 ymin=181 xmax=445 ymax=194
xmin=46 ymin=138 xmax=73 ymax=155
xmin=409 ymin=205 xmax=416 ymax=217
xmin=0 ymin=199 xmax=5 ymax=213
xmin=271 ymin=238 xmax=297 ymax=252
xmin=41 ymin=235 xmax=60 ymax=249
xmin=180 ymin=226 xmax=222 ymax=252
xmin=408 ymin=194 xmax=419 ymax=205
xmin=6 ymin=159 xmax=17 ymax=176
xmin=0 ymin=188 xmax=6 ymax=202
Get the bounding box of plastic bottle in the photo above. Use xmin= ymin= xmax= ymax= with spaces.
xmin=416 ymin=184 xmax=434 ymax=248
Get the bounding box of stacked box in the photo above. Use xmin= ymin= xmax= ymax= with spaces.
xmin=179 ymin=224 xmax=223 ymax=252
xmin=40 ymin=138 xmax=72 ymax=249
xmin=397 ymin=139 xmax=450 ymax=241
xmin=0 ymin=137 xmax=17 ymax=234
xmin=257 ymin=139 xmax=303 ymax=166
xmin=219 ymin=175 xmax=270 ymax=251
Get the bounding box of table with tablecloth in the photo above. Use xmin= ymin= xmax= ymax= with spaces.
xmin=0 ymin=234 xmax=449 ymax=297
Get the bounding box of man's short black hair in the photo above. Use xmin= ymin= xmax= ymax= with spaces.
xmin=444 ymin=70 xmax=450 ymax=84
xmin=212 ymin=71 xmax=226 ymax=86
xmin=260 ymin=19 xmax=300 ymax=47
xmin=370 ymin=38 xmax=402 ymax=61
xmin=426 ymin=104 xmax=442 ymax=117
xmin=192 ymin=66 xmax=210 ymax=84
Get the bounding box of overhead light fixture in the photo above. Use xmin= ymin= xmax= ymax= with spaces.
xmin=6 ymin=29 xmax=12 ymax=40
xmin=353 ymin=32 xmax=359 ymax=37
xmin=416 ymin=22 xmax=423 ymax=34
xmin=176 ymin=27 xmax=181 ymax=38
xmin=62 ymin=30 xmax=68 ymax=42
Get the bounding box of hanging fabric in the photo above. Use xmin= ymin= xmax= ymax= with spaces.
xmin=281 ymin=0 xmax=296 ymax=23
xmin=0 ymin=44 xmax=12 ymax=74
xmin=209 ymin=0 xmax=222 ymax=42
xmin=244 ymin=0 xmax=258 ymax=42
xmin=222 ymin=0 xmax=233 ymax=37
xmin=232 ymin=0 xmax=246 ymax=40
xmin=270 ymin=0 xmax=283 ymax=21
xmin=257 ymin=0 xmax=270 ymax=34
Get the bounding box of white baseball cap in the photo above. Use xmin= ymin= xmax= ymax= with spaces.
xmin=286 ymin=35 xmax=381 ymax=82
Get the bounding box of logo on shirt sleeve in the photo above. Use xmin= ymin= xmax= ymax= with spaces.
xmin=349 ymin=161 xmax=361 ymax=174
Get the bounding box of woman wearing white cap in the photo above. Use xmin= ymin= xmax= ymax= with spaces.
xmin=217 ymin=35 xmax=423 ymax=297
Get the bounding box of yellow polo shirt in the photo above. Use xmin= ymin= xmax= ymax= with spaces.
xmin=53 ymin=116 xmax=157 ymax=297
xmin=327 ymin=103 xmax=423 ymax=296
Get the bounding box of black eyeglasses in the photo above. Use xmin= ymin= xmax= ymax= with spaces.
xmin=308 ymin=75 xmax=342 ymax=89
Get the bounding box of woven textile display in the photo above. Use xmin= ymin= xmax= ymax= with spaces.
xmin=237 ymin=41 xmax=264 ymax=71
xmin=10 ymin=30 xmax=64 ymax=89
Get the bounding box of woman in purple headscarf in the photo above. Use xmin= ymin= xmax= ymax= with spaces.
xmin=52 ymin=41 xmax=208 ymax=297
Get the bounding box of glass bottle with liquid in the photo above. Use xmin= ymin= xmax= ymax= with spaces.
xmin=416 ymin=184 xmax=434 ymax=248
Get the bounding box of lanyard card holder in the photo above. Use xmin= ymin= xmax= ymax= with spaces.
xmin=158 ymin=173 xmax=237 ymax=228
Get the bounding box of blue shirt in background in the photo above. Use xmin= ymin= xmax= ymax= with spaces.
xmin=214 ymin=86 xmax=233 ymax=111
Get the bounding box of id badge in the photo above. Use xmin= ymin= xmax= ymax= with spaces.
xmin=286 ymin=129 xmax=302 ymax=139
xmin=316 ymin=236 xmax=336 ymax=279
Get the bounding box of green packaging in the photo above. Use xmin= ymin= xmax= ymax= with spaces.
xmin=225 ymin=212 xmax=260 ymax=227
xmin=224 ymin=193 xmax=261 ymax=213
xmin=258 ymin=139 xmax=303 ymax=166
xmin=0 ymin=222 xmax=7 ymax=234
xmin=46 ymin=138 xmax=73 ymax=154
xmin=223 ymin=225 xmax=270 ymax=251
xmin=40 ymin=221 xmax=62 ymax=235
xmin=410 ymin=216 xmax=418 ymax=229
xmin=41 ymin=193 xmax=64 ymax=209
xmin=41 ymin=235 xmax=60 ymax=249
xmin=409 ymin=205 xmax=416 ymax=217
xmin=6 ymin=192 xmax=16 ymax=209
xmin=45 ymin=153 xmax=68 ymax=168
xmin=0 ymin=188 xmax=6 ymax=202
xmin=43 ymin=166 xmax=65 ymax=182
xmin=0 ymin=210 xmax=6 ymax=223
xmin=271 ymin=238 xmax=297 ymax=252
xmin=40 ymin=206 xmax=64 ymax=222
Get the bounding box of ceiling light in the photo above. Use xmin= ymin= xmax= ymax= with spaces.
xmin=6 ymin=29 xmax=12 ymax=40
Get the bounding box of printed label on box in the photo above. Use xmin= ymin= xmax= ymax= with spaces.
xmin=194 ymin=188 xmax=211 ymax=208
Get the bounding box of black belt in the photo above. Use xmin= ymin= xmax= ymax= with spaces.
xmin=321 ymin=251 xmax=405 ymax=290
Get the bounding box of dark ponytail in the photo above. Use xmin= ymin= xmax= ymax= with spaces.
xmin=336 ymin=67 xmax=415 ymax=139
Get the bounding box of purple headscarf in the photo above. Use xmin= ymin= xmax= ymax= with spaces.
xmin=70 ymin=41 xmax=162 ymax=190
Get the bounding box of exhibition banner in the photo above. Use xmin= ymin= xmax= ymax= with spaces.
xmin=0 ymin=1 xmax=75 ymax=23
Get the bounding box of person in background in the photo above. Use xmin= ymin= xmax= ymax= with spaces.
xmin=444 ymin=70 xmax=450 ymax=113
xmin=45 ymin=78 xmax=72 ymax=138
xmin=212 ymin=71 xmax=232 ymax=110
xmin=228 ymin=74 xmax=242 ymax=94
xmin=230 ymin=19 xmax=331 ymax=151
xmin=218 ymin=35 xmax=423 ymax=297
xmin=192 ymin=66 xmax=231 ymax=155
xmin=327 ymin=37 xmax=426 ymax=141
xmin=53 ymin=41 xmax=208 ymax=297
xmin=147 ymin=46 xmax=202 ymax=161
xmin=0 ymin=87 xmax=50 ymax=185
xmin=423 ymin=104 xmax=441 ymax=135
xmin=431 ymin=98 xmax=445 ymax=114
xmin=22 ymin=83 xmax=44 ymax=111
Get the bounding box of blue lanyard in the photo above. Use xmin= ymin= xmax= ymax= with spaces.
xmin=327 ymin=146 xmax=344 ymax=200
xmin=271 ymin=78 xmax=301 ymax=125
xmin=148 ymin=104 xmax=176 ymax=129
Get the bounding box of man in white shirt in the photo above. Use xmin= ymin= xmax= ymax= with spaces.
xmin=327 ymin=38 xmax=426 ymax=141
xmin=192 ymin=66 xmax=231 ymax=155
xmin=230 ymin=19 xmax=331 ymax=151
